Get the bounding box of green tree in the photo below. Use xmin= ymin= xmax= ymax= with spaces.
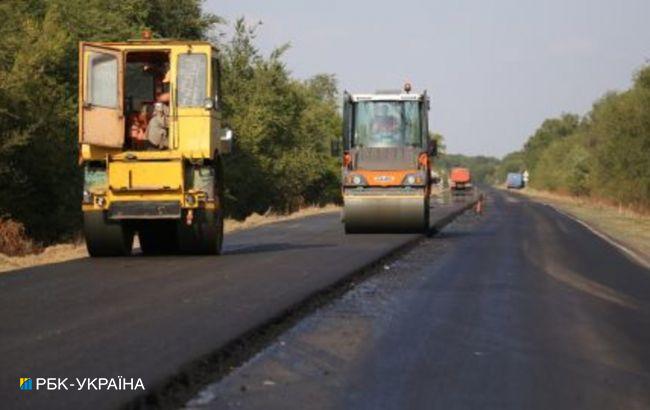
xmin=501 ymin=65 xmax=650 ymax=211
xmin=219 ymin=19 xmax=341 ymax=218
xmin=436 ymin=152 xmax=501 ymax=184
xmin=495 ymin=151 xmax=525 ymax=183
xmin=587 ymin=67 xmax=650 ymax=208
xmin=523 ymin=113 xmax=580 ymax=174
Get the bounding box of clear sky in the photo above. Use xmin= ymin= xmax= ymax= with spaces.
xmin=205 ymin=0 xmax=650 ymax=157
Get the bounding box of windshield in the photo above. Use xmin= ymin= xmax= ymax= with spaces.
xmin=177 ymin=53 xmax=207 ymax=107
xmin=352 ymin=101 xmax=422 ymax=148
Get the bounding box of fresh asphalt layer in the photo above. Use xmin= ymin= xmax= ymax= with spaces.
xmin=187 ymin=189 xmax=650 ymax=410
xmin=0 ymin=197 xmax=475 ymax=409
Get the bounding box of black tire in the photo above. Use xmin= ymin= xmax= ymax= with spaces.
xmin=177 ymin=208 xmax=224 ymax=255
xmin=343 ymin=223 xmax=357 ymax=234
xmin=84 ymin=211 xmax=134 ymax=257
xmin=423 ymin=200 xmax=431 ymax=234
xmin=138 ymin=221 xmax=179 ymax=255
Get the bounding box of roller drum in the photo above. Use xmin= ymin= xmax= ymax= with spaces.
xmin=343 ymin=192 xmax=428 ymax=233
xmin=84 ymin=211 xmax=134 ymax=256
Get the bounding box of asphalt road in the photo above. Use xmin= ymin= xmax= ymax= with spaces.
xmin=0 ymin=197 xmax=474 ymax=409
xmin=187 ymin=189 xmax=650 ymax=410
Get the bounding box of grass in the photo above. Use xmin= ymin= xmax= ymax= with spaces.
xmin=517 ymin=188 xmax=650 ymax=264
xmin=0 ymin=205 xmax=340 ymax=273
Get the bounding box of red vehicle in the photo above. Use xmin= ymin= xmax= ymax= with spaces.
xmin=449 ymin=167 xmax=472 ymax=190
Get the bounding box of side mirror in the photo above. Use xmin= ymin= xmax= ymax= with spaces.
xmin=204 ymin=96 xmax=220 ymax=111
xmin=427 ymin=138 xmax=438 ymax=156
xmin=220 ymin=128 xmax=233 ymax=154
xmin=203 ymin=97 xmax=214 ymax=110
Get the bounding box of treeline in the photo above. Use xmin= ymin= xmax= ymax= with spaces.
xmin=498 ymin=66 xmax=650 ymax=211
xmin=0 ymin=0 xmax=340 ymax=243
xmin=435 ymin=153 xmax=500 ymax=184
xmin=219 ymin=21 xmax=341 ymax=219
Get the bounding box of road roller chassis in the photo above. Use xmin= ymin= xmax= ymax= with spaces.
xmin=82 ymin=158 xmax=226 ymax=256
xmin=340 ymin=85 xmax=437 ymax=234
xmin=78 ymin=38 xmax=232 ymax=256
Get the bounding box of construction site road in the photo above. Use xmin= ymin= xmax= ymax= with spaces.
xmin=0 ymin=193 xmax=478 ymax=410
xmin=187 ymin=189 xmax=650 ymax=410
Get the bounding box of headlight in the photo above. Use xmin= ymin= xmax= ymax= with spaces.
xmin=402 ymin=173 xmax=424 ymax=186
xmin=96 ymin=196 xmax=106 ymax=207
xmin=345 ymin=174 xmax=366 ymax=186
xmin=185 ymin=194 xmax=196 ymax=205
xmin=83 ymin=190 xmax=92 ymax=204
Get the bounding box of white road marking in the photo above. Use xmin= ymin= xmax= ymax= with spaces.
xmin=544 ymin=203 xmax=650 ymax=270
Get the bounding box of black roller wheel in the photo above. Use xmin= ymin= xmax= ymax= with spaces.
xmin=177 ymin=209 xmax=224 ymax=255
xmin=84 ymin=211 xmax=134 ymax=257
xmin=424 ymin=200 xmax=432 ymax=236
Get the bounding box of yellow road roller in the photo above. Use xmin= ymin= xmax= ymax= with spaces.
xmin=341 ymin=84 xmax=437 ymax=233
xmin=79 ymin=34 xmax=232 ymax=256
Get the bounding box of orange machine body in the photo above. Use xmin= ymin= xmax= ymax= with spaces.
xmin=344 ymin=169 xmax=426 ymax=188
xmin=449 ymin=167 xmax=472 ymax=190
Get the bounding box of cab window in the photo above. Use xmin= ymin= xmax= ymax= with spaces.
xmin=87 ymin=52 xmax=118 ymax=108
xmin=177 ymin=53 xmax=207 ymax=107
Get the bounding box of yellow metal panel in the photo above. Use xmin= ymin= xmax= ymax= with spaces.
xmin=176 ymin=115 xmax=211 ymax=153
xmin=108 ymin=192 xmax=183 ymax=203
xmin=110 ymin=151 xmax=182 ymax=161
xmin=108 ymin=160 xmax=183 ymax=191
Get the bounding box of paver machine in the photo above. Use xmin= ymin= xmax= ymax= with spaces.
xmin=341 ymin=84 xmax=437 ymax=233
xmin=79 ymin=34 xmax=232 ymax=256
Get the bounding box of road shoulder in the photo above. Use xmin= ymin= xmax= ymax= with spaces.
xmin=508 ymin=188 xmax=650 ymax=269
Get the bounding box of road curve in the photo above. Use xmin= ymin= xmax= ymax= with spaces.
xmin=0 ymin=199 xmax=474 ymax=409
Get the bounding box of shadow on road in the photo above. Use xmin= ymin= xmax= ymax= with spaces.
xmin=225 ymin=243 xmax=334 ymax=255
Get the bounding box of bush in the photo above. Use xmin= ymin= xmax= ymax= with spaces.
xmin=533 ymin=135 xmax=591 ymax=196
xmin=0 ymin=217 xmax=40 ymax=256
xmin=220 ymin=20 xmax=341 ymax=219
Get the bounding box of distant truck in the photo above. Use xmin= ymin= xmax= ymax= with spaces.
xmin=506 ymin=172 xmax=525 ymax=189
xmin=449 ymin=167 xmax=472 ymax=191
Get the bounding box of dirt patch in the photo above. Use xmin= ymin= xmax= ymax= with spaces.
xmin=0 ymin=206 xmax=340 ymax=273
xmin=0 ymin=241 xmax=86 ymax=273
